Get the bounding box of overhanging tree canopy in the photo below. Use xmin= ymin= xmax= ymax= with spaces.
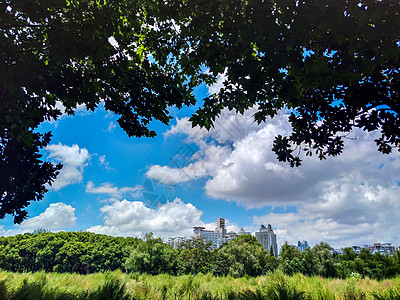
xmin=167 ymin=0 xmax=400 ymax=166
xmin=1 ymin=0 xmax=399 ymax=222
xmin=1 ymin=0 xmax=196 ymax=223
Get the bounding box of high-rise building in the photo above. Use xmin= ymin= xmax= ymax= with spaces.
xmin=297 ymin=240 xmax=309 ymax=252
xmin=255 ymin=224 xmax=278 ymax=257
xmin=216 ymin=217 xmax=227 ymax=236
xmin=193 ymin=218 xmax=227 ymax=249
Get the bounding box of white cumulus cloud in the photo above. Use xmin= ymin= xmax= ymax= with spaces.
xmin=20 ymin=202 xmax=77 ymax=231
xmin=86 ymin=198 xmax=203 ymax=238
xmin=46 ymin=143 xmax=90 ymax=190
xmin=0 ymin=203 xmax=77 ymax=236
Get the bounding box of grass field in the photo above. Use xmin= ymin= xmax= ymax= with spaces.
xmin=0 ymin=270 xmax=399 ymax=299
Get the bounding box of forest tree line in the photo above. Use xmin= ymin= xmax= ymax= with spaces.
xmin=0 ymin=231 xmax=399 ymax=280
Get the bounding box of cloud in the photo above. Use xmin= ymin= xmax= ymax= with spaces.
xmin=97 ymin=154 xmax=116 ymax=171
xmin=56 ymin=101 xmax=87 ymax=115
xmin=106 ymin=121 xmax=117 ymax=133
xmin=151 ymin=107 xmax=400 ymax=206
xmin=98 ymin=155 xmax=109 ymax=168
xmin=46 ymin=143 xmax=90 ymax=190
xmin=0 ymin=203 xmax=77 ymax=236
xmin=86 ymin=198 xmax=203 ymax=238
xmin=255 ymin=214 xmax=375 ymax=250
xmin=253 ymin=184 xmax=400 ymax=249
xmin=207 ymin=70 xmax=227 ymax=96
xmin=147 ymin=106 xmax=400 ymax=247
xmin=53 ymin=101 xmax=86 ymax=115
xmin=45 ymin=101 xmax=88 ymax=126
xmin=146 ymin=143 xmax=228 ymax=185
xmin=147 ymin=108 xmax=262 ymax=185
xmin=20 ymin=202 xmax=77 ymax=230
xmin=86 ymin=181 xmax=142 ymax=198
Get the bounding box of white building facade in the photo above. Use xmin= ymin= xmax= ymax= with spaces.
xmin=165 ymin=237 xmax=186 ymax=249
xmin=193 ymin=218 xmax=227 ymax=249
xmin=192 ymin=219 xmax=279 ymax=254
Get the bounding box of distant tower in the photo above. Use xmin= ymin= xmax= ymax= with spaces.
xmin=216 ymin=217 xmax=226 ymax=236
xmin=255 ymin=224 xmax=278 ymax=257
xmin=297 ymin=240 xmax=309 ymax=252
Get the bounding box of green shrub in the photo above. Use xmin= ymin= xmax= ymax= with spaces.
xmin=339 ymin=283 xmax=367 ymax=300
xmin=0 ymin=280 xmax=7 ymax=299
xmin=8 ymin=278 xmax=44 ymax=300
xmin=87 ymin=275 xmax=130 ymax=300
xmin=264 ymin=279 xmax=308 ymax=300
xmin=372 ymin=287 xmax=400 ymax=300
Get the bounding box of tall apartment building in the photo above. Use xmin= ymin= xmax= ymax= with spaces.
xmin=193 ymin=218 xmax=227 ymax=249
xmin=192 ymin=218 xmax=279 ymax=254
xmin=216 ymin=217 xmax=227 ymax=236
xmin=255 ymin=224 xmax=278 ymax=257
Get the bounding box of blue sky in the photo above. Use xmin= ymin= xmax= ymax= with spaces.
xmin=1 ymin=78 xmax=400 ymax=249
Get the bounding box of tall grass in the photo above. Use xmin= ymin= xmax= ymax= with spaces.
xmin=0 ymin=270 xmax=398 ymax=299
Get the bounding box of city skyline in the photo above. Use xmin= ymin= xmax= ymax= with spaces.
xmin=169 ymin=218 xmax=398 ymax=254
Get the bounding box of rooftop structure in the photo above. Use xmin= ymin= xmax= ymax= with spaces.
xmin=370 ymin=243 xmax=395 ymax=255
xmin=330 ymin=242 xmax=396 ymax=256
xmin=225 ymin=227 xmax=251 ymax=243
xmin=297 ymin=240 xmax=309 ymax=253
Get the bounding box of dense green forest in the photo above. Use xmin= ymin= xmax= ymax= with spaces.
xmin=0 ymin=231 xmax=399 ymax=281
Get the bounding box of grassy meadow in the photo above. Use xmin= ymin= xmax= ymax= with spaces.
xmin=0 ymin=270 xmax=399 ymax=300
